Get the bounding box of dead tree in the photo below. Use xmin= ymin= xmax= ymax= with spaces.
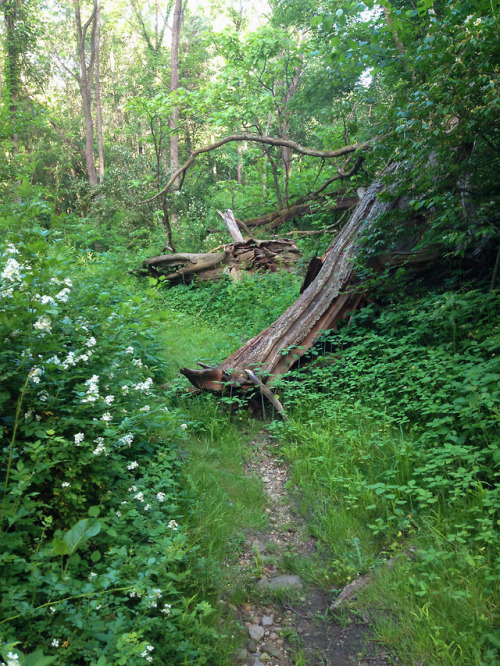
xmin=139 ymin=210 xmax=301 ymax=283
xmin=179 ymin=166 xmax=434 ymax=398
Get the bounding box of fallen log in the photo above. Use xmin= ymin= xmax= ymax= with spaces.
xmin=180 ymin=171 xmax=399 ymax=393
xmin=138 ymin=209 xmax=301 ymax=283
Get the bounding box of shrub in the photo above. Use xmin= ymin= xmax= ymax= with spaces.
xmin=0 ymin=229 xmax=219 ymax=664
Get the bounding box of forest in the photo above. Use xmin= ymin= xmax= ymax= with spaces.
xmin=0 ymin=0 xmax=499 ymax=664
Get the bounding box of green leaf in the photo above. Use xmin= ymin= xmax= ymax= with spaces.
xmin=26 ymin=650 xmax=57 ymax=666
xmin=63 ymin=519 xmax=101 ymax=555
xmin=52 ymin=538 xmax=69 ymax=556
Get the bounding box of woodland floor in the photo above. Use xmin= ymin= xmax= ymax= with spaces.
xmin=228 ymin=431 xmax=392 ymax=666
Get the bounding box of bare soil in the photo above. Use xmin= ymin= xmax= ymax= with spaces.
xmin=231 ymin=433 xmax=393 ymax=666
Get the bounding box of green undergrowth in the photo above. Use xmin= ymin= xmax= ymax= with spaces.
xmin=158 ymin=271 xmax=302 ymax=339
xmin=0 ymin=227 xmax=267 ymax=665
xmin=268 ymin=289 xmax=500 ymax=665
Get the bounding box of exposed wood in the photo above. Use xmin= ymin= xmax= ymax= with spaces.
xmin=180 ymin=167 xmax=408 ymax=396
xmin=245 ymin=370 xmax=288 ymax=421
xmin=218 ymin=209 xmax=244 ymax=243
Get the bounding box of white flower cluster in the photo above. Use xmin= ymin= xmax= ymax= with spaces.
xmin=82 ymin=375 xmax=99 ymax=403
xmin=132 ymin=358 xmax=143 ymax=367
xmin=2 ymin=257 xmax=23 ymax=282
xmin=34 ymin=316 xmax=52 ymax=334
xmin=101 ymin=412 xmax=113 ymax=422
xmin=156 ymin=492 xmax=166 ymax=502
xmin=147 ymin=588 xmax=162 ymax=608
xmin=28 ymin=366 xmax=44 ymax=384
xmin=160 ymin=603 xmax=172 ymax=615
xmin=127 ymin=461 xmax=138 ymax=470
xmin=74 ymin=432 xmax=85 ymax=445
xmin=139 ymin=405 xmax=150 ymax=412
xmin=168 ymin=520 xmax=178 ymax=530
xmin=92 ymin=437 xmax=106 ymax=456
xmin=141 ymin=644 xmax=154 ymax=662
xmin=2 ymin=651 xmax=21 ymax=666
xmin=120 ymin=433 xmax=134 ymax=446
xmin=125 ymin=346 xmax=134 ymax=354
xmin=134 ymin=377 xmax=153 ymax=393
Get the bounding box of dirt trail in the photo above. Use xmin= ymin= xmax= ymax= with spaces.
xmin=231 ymin=433 xmax=391 ymax=666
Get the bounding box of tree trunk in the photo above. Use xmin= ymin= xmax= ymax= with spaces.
xmin=169 ymin=0 xmax=182 ymax=175
xmin=95 ymin=0 xmax=104 ymax=182
xmin=74 ymin=0 xmax=98 ymax=186
xmin=180 ymin=170 xmax=402 ymax=393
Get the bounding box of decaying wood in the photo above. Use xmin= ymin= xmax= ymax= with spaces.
xmin=139 ymin=222 xmax=301 ymax=283
xmin=218 ymin=209 xmax=244 ymax=242
xmin=180 ymin=173 xmax=398 ymax=393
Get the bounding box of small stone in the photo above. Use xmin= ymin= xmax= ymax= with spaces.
xmin=261 ymin=616 xmax=273 ymax=626
xmin=253 ymin=660 xmax=264 ymax=666
xmin=247 ymin=639 xmax=258 ymax=652
xmin=248 ymin=625 xmax=265 ymax=641
xmin=276 ymin=639 xmax=284 ymax=645
xmin=256 ymin=577 xmax=269 ymax=590
xmin=262 ymin=476 xmax=270 ymax=483
xmin=259 ymin=654 xmax=271 ymax=663
xmin=235 ymin=648 xmax=248 ymax=662
xmin=261 ymin=643 xmax=281 ymax=658
xmin=251 ymin=616 xmax=260 ymax=624
xmin=269 ymin=632 xmax=278 ymax=640
xmin=266 ymin=574 xmax=303 ymax=590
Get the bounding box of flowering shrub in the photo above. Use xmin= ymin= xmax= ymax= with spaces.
xmin=0 ymin=230 xmax=218 ymax=664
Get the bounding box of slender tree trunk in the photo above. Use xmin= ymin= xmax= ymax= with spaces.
xmin=169 ymin=0 xmax=182 ymax=174
xmin=74 ymin=0 xmax=98 ymax=186
xmin=3 ymin=0 xmax=20 ymax=156
xmin=95 ymin=0 xmax=104 ymax=182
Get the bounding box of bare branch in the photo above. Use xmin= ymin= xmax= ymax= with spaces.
xmin=137 ymin=133 xmax=383 ymax=205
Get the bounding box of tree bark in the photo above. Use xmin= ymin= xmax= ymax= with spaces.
xmin=95 ymin=0 xmax=104 ymax=182
xmin=179 ymin=169 xmax=402 ymax=394
xmin=169 ymin=0 xmax=182 ymax=175
xmin=74 ymin=0 xmax=98 ymax=186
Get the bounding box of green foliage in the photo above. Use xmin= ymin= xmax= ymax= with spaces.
xmin=270 ymin=288 xmax=500 ymax=663
xmin=162 ymin=271 xmax=302 ymax=340
xmin=0 ymin=228 xmax=223 ymax=664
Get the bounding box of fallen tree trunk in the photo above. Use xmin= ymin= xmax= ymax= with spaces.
xmin=140 ymin=236 xmax=301 ymax=284
xmin=240 ymin=195 xmax=359 ymax=230
xmin=180 ymin=172 xmax=398 ymax=393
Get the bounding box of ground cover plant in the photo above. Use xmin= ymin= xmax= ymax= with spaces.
xmin=269 ymin=288 xmax=500 ymax=664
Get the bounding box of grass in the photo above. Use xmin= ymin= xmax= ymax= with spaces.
xmin=271 ymin=403 xmax=499 ymax=665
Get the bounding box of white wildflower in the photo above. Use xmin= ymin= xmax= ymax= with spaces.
xmin=140 ymin=405 xmax=150 ymax=412
xmin=2 ymin=257 xmax=22 ymax=281
xmin=51 ymin=639 xmax=59 ymax=647
xmin=39 ymin=390 xmax=49 ymax=402
xmin=135 ymin=377 xmax=153 ymax=393
xmin=86 ymin=336 xmax=96 ymax=348
xmin=168 ymin=520 xmax=179 ymax=530
xmin=132 ymin=358 xmax=143 ymax=367
xmin=161 ymin=603 xmax=172 ymax=615
xmin=6 ymin=243 xmax=20 ymax=254
xmin=144 ymin=504 xmax=151 ymax=511
xmin=156 ymin=492 xmax=166 ymax=502
xmin=180 ymin=423 xmax=187 ymax=430
xmin=104 ymin=394 xmax=115 ymax=405
xmin=116 ymin=511 xmax=121 ymax=518
xmin=40 ymin=295 xmax=55 ymax=305
xmin=128 ymin=485 xmax=137 ymax=492
xmin=134 ymin=491 xmax=144 ymax=502
xmin=55 ymin=287 xmax=70 ymax=302
xmin=125 ymin=346 xmax=134 ymax=354
xmin=34 ymin=316 xmax=52 ymax=334
xmin=120 ymin=433 xmax=134 ymax=446
xmin=49 ymin=606 xmax=56 ymax=614
xmin=74 ymin=432 xmax=85 ymax=445
xmin=127 ymin=461 xmax=138 ymax=470
xmin=28 ymin=366 xmax=43 ymax=384
xmin=64 ymin=277 xmax=73 ymax=287
xmin=92 ymin=443 xmax=106 ymax=456
xmin=121 ymin=384 xmax=129 ymax=394
xmin=46 ymin=355 xmax=61 ymax=365
xmin=61 ymin=482 xmax=70 ymax=488
xmin=101 ymin=412 xmax=112 ymax=422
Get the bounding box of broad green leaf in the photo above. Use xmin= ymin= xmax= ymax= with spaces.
xmin=63 ymin=518 xmax=101 ymax=555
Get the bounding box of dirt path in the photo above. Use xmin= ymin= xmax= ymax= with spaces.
xmin=231 ymin=432 xmax=391 ymax=666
